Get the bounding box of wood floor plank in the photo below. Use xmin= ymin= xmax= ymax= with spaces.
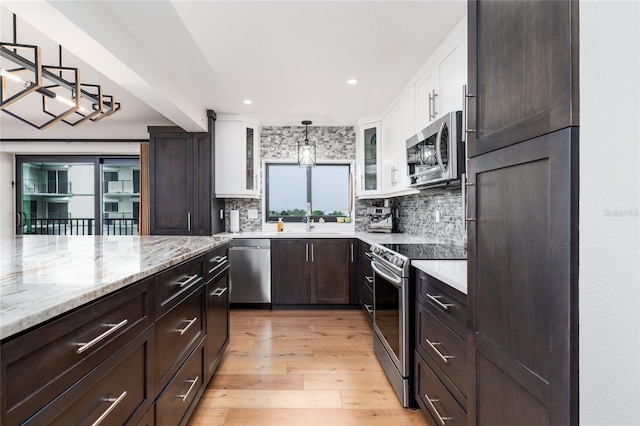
xmin=215 ymin=359 xmax=288 ymax=375
xmin=187 ymin=407 xmax=228 ymax=426
xmin=220 ymin=408 xmax=430 ymax=425
xmin=209 ymin=373 xmax=303 ymax=390
xmin=286 ymin=360 xmax=382 ymax=375
xmin=340 ymin=389 xmax=406 ymax=409
xmin=200 ymin=389 xmax=343 ymax=409
xmin=303 ymin=372 xmax=393 ymax=390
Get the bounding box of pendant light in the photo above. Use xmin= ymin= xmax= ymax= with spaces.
xmin=298 ymin=120 xmax=316 ymax=167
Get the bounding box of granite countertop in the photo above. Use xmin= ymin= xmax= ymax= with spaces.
xmin=0 ymin=235 xmax=232 ymax=341
xmin=412 ymin=260 xmax=468 ymax=295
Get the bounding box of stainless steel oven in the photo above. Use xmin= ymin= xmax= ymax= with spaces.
xmin=370 ymin=244 xmax=412 ymax=407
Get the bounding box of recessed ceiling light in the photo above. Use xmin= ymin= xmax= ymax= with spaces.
xmin=346 ymin=79 xmax=358 ymax=85
xmin=243 ymin=99 xmax=253 ymax=105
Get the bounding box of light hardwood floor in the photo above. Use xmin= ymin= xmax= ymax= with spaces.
xmin=188 ymin=309 xmax=430 ymax=425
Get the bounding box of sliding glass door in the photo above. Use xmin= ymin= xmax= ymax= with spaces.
xmin=16 ymin=156 xmax=139 ymax=235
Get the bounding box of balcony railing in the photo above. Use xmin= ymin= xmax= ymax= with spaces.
xmin=22 ymin=217 xmax=139 ymax=236
xmin=104 ymin=180 xmax=140 ymax=194
xmin=23 ymin=179 xmax=72 ymax=195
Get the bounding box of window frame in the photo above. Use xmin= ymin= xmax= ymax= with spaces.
xmin=264 ymin=161 xmax=352 ymax=223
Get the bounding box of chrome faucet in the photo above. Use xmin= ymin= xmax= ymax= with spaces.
xmin=305 ymin=202 xmax=313 ymax=232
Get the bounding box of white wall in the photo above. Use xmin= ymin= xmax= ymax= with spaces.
xmin=580 ymin=2 xmax=640 ymax=425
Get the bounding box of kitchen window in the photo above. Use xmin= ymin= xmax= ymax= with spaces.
xmin=265 ymin=163 xmax=351 ymax=222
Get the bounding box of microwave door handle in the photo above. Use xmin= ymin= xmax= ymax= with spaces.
xmin=435 ymin=120 xmax=447 ymax=174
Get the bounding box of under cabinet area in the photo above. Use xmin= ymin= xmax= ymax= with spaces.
xmin=414 ymin=268 xmax=468 ymax=426
xmin=271 ymin=239 xmax=356 ymax=306
xmin=0 ymin=241 xmax=230 ymax=426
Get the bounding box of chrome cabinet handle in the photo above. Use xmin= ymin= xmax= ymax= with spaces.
xmin=351 ymin=244 xmax=354 ymax=263
xmin=210 ymin=287 xmax=227 ymax=297
xmin=462 ymin=173 xmax=467 ymax=230
xmin=306 ymin=243 xmax=309 ymax=262
xmin=178 ymin=376 xmax=199 ymax=402
xmin=178 ymin=274 xmax=199 ymax=288
xmin=187 ymin=212 xmax=191 ymax=232
xmin=424 ymin=393 xmax=452 ymax=426
xmin=426 ymin=339 xmax=454 ymax=363
xmin=77 ymin=319 xmax=128 ymax=354
xmin=91 ymin=390 xmax=127 ymax=426
xmin=311 ymin=244 xmax=314 ymax=263
xmin=364 ymin=304 xmax=373 ymax=314
xmin=177 ymin=317 xmax=198 ymax=335
xmin=208 ymin=256 xmax=228 ymax=274
xmin=431 ymin=89 xmax=438 ymax=118
xmin=365 ymin=276 xmax=373 ymax=284
xmin=426 ymin=294 xmax=453 ymax=311
xmin=463 ymin=84 xmax=476 ymax=134
xmin=360 ymin=174 xmax=364 ymax=191
xmin=428 ymin=91 xmax=434 ymax=120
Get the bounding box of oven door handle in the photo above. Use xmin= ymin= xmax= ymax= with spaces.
xmin=371 ymin=261 xmax=403 ymax=287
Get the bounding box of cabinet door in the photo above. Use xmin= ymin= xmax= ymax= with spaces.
xmin=205 ymin=264 xmax=230 ymax=381
xmin=310 ymin=239 xmax=350 ymax=304
xmin=467 ymin=128 xmax=577 ymax=425
xmin=435 ymin=33 xmax=466 ymax=117
xmin=242 ymin=123 xmax=259 ymax=195
xmin=149 ymin=131 xmax=193 ymax=235
xmin=395 ymin=90 xmax=416 ymax=189
xmin=416 ymin=66 xmax=437 ymax=130
xmin=357 ymin=122 xmax=381 ymax=195
xmin=192 ymin=132 xmax=211 ymax=235
xmin=214 ymin=121 xmax=243 ymax=196
xmin=467 ymin=0 xmax=578 ymax=157
xmin=380 ymin=110 xmax=398 ymax=194
xmin=271 ymin=239 xmax=310 ymax=304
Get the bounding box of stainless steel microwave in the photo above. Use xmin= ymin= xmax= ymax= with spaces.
xmin=406 ymin=111 xmax=464 ymax=189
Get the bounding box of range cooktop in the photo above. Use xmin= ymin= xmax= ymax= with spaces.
xmin=379 ymin=243 xmax=467 ymax=260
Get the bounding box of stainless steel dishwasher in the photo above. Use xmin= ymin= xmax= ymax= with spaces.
xmin=228 ymin=239 xmax=271 ymax=307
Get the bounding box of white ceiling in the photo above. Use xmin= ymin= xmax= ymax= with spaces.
xmin=0 ymin=1 xmax=466 ymax=138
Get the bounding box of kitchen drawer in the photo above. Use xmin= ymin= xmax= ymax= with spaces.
xmin=155 ymin=254 xmax=205 ymax=319
xmin=204 ymin=244 xmax=229 ymax=281
xmin=156 ymin=340 xmax=205 ymax=426
xmin=416 ymin=270 xmax=467 ymax=338
xmin=155 ymin=286 xmax=205 ymax=397
xmin=136 ymin=405 xmax=155 ymax=426
xmin=1 ymin=278 xmax=153 ymax=425
xmin=414 ymin=351 xmax=466 ymax=426
xmin=416 ymin=302 xmax=467 ymax=408
xmin=23 ymin=327 xmax=154 ymax=426
xmin=357 ymin=280 xmax=374 ymax=324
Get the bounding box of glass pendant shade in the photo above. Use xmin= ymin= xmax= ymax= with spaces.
xmin=298 ymin=120 xmax=316 ymax=167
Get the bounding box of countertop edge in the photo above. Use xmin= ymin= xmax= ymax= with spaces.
xmin=411 ymin=260 xmax=468 ymax=295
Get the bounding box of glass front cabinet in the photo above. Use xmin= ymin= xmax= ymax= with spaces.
xmin=355 ymin=119 xmax=381 ymax=197
xmin=215 ymin=115 xmax=260 ymax=198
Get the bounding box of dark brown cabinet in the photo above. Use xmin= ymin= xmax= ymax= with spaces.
xmin=204 ymin=245 xmax=230 ymax=381
xmin=148 ymin=127 xmax=211 ymax=235
xmin=414 ymin=269 xmax=468 ymax=425
xmin=466 ymin=0 xmax=578 ymax=157
xmin=272 ymin=239 xmax=354 ymax=305
xmin=357 ymin=240 xmax=374 ymax=323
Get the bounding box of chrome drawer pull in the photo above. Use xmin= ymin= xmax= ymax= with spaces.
xmin=178 ymin=376 xmax=199 ymax=402
xmin=77 ymin=319 xmax=128 ymax=354
xmin=365 ymin=276 xmax=373 ymax=284
xmin=177 ymin=317 xmax=198 ymax=335
xmin=177 ymin=274 xmax=199 ymax=288
xmin=364 ymin=304 xmax=373 ymax=314
xmin=91 ymin=390 xmax=127 ymax=426
xmin=426 ymin=294 xmax=453 ymax=311
xmin=426 ymin=339 xmax=454 ymax=363
xmin=424 ymin=394 xmax=452 ymax=426
xmin=208 ymin=256 xmax=228 ymax=274
xmin=210 ymin=287 xmax=228 ymax=297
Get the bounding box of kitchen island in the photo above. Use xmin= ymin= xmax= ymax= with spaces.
xmin=0 ymin=234 xmax=231 ymax=425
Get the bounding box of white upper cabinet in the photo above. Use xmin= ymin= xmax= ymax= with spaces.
xmin=415 ymin=18 xmax=467 ymax=131
xmin=380 ymin=109 xmax=398 ymax=194
xmin=355 ymin=119 xmax=381 ymax=198
xmin=215 ymin=115 xmax=260 ymax=198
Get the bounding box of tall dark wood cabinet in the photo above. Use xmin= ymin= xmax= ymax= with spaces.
xmin=148 ymin=127 xmax=211 ymax=235
xmin=466 ymin=1 xmax=579 ymax=425
xmin=467 ymin=0 xmax=579 ymax=157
